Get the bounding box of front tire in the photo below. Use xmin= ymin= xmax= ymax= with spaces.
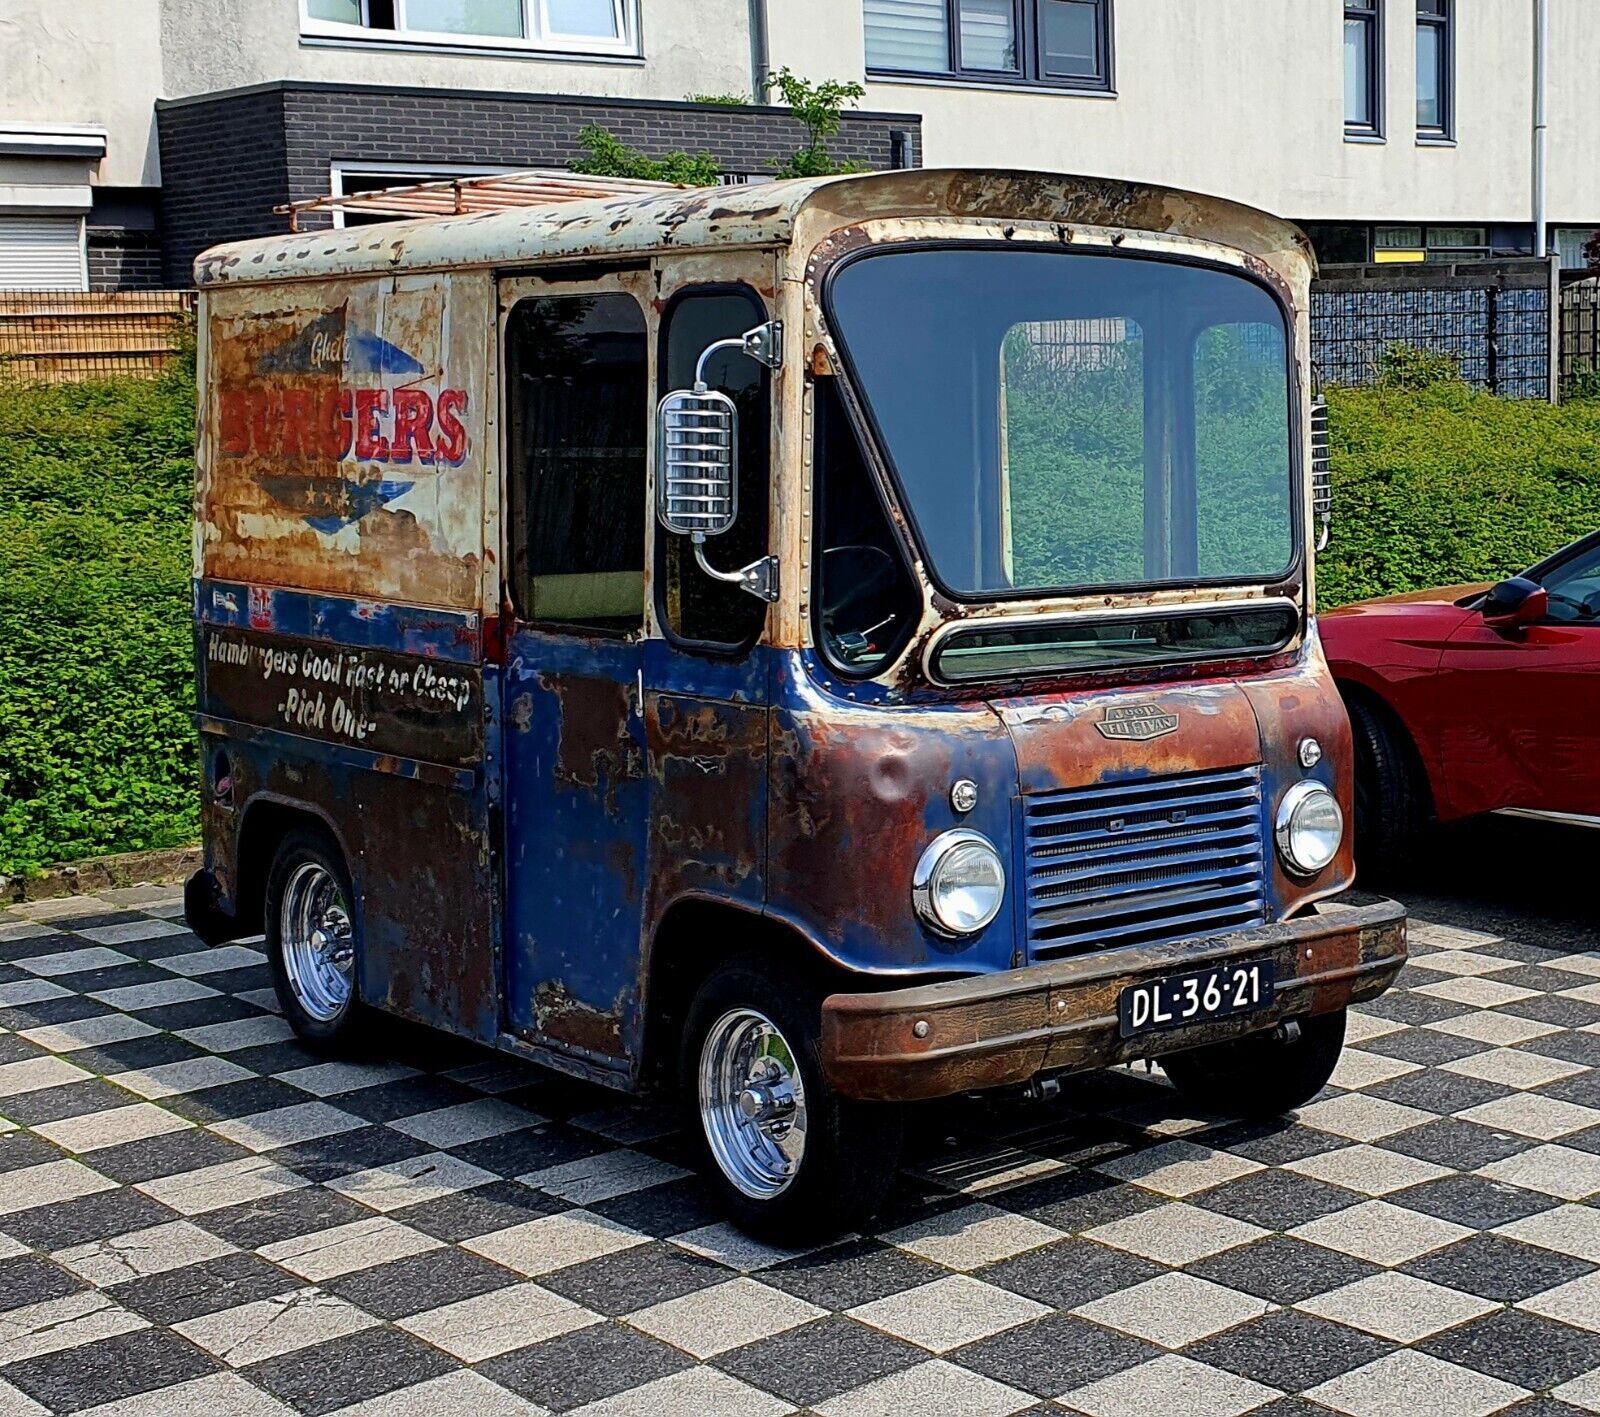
xmin=265 ymin=829 xmax=365 ymax=1052
xmin=682 ymin=955 xmax=903 ymax=1244
xmin=1160 ymin=1009 xmax=1346 ymax=1119
xmin=1346 ymin=693 xmax=1429 ymax=872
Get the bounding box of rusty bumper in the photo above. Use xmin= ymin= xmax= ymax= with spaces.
xmin=820 ymin=900 xmax=1407 ymax=1102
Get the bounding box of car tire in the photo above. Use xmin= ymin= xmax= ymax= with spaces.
xmin=264 ymin=829 xmax=367 ymax=1052
xmin=1346 ymin=694 xmax=1429 ymax=871
xmin=1159 ymin=1009 xmax=1346 ymax=1119
xmin=681 ymin=953 xmax=903 ymax=1244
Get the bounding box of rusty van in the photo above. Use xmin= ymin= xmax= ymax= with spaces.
xmin=185 ymin=168 xmax=1407 ymax=1238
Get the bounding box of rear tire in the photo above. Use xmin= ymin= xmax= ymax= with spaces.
xmin=265 ymin=829 xmax=367 ymax=1053
xmin=1160 ymin=1009 xmax=1346 ymax=1118
xmin=1346 ymin=693 xmax=1429 ymax=872
xmin=681 ymin=954 xmax=903 ymax=1244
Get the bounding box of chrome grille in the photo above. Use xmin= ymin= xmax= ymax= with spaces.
xmin=1022 ymin=765 xmax=1268 ymax=961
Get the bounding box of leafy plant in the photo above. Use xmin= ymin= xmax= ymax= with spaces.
xmin=0 ymin=354 xmax=200 ymax=876
xmin=1374 ymin=342 xmax=1465 ymax=392
xmin=568 ymin=124 xmax=722 ymax=186
xmin=767 ymin=67 xmax=866 ymax=178
xmin=1565 ymin=360 xmax=1600 ymax=402
xmin=686 ymin=92 xmax=748 ymax=106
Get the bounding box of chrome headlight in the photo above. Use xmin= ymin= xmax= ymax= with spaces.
xmin=1275 ymin=781 xmax=1344 ymax=876
xmin=912 ymin=830 xmax=1005 ymax=938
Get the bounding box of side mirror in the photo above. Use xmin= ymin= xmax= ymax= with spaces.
xmin=1310 ymin=395 xmax=1332 ymax=552
xmin=654 ymin=320 xmax=783 ymax=603
xmin=1482 ymin=576 xmax=1548 ymax=629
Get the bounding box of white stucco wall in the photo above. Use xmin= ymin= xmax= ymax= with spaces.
xmin=158 ymin=0 xmax=752 ymax=107
xmin=770 ymin=0 xmax=1590 ymax=228
xmin=0 ymin=0 xmax=164 ymax=186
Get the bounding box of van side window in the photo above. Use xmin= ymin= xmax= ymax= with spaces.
xmin=506 ymin=293 xmax=648 ymax=633
xmin=658 ymin=287 xmax=771 ymax=649
xmin=815 ymin=376 xmax=921 ymax=674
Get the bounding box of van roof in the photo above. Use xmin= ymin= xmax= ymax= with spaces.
xmin=193 ymin=167 xmax=1313 ymax=290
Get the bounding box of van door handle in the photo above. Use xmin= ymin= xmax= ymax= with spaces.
xmin=635 ymin=668 xmax=644 ymax=720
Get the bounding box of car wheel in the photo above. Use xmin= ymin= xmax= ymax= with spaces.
xmin=682 ymin=954 xmax=903 ymax=1244
xmin=265 ymin=829 xmax=367 ymax=1051
xmin=1160 ymin=1009 xmax=1346 ymax=1118
xmin=1346 ymin=694 xmax=1429 ymax=871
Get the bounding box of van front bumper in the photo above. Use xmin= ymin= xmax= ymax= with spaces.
xmin=819 ymin=899 xmax=1407 ymax=1102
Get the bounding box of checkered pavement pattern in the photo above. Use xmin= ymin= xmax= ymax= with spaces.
xmin=1 ymin=892 xmax=1598 ymax=1416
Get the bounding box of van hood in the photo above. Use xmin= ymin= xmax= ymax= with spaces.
xmin=989 ymin=680 xmax=1262 ymax=795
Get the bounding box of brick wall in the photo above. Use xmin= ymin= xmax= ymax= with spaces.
xmin=87 ymin=232 xmax=165 ymax=291
xmin=157 ymin=87 xmax=291 ymax=287
xmin=157 ymin=81 xmax=922 ymax=284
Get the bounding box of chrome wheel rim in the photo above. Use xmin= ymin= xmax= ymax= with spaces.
xmin=698 ymin=1007 xmax=807 ymax=1200
xmin=280 ymin=861 xmax=354 ymax=1024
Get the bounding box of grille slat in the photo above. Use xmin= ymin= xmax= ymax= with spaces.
xmin=1023 ymin=765 xmax=1268 ymax=961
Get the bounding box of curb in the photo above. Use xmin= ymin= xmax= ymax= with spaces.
xmin=1 ymin=845 xmax=201 ymax=904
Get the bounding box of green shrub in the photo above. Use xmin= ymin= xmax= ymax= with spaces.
xmin=1374 ymin=342 xmax=1465 ymax=391
xmin=0 ymin=355 xmax=199 ymax=876
xmin=1318 ymin=380 xmax=1600 ymax=606
xmin=568 ymin=125 xmax=722 ymax=186
xmin=767 ymin=67 xmax=866 ymax=178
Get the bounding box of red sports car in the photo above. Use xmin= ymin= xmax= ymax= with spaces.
xmin=1321 ymin=530 xmax=1600 ymax=860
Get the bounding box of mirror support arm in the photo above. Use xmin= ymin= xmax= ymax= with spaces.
xmin=692 ymin=537 xmax=779 ymax=603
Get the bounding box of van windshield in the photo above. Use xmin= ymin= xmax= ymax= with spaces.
xmin=825 ymin=246 xmax=1296 ymax=599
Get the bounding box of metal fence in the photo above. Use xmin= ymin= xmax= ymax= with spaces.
xmin=1310 ymin=258 xmax=1558 ymax=401
xmin=0 ymin=290 xmax=195 ymax=384
xmin=1559 ymin=276 xmax=1600 ymax=395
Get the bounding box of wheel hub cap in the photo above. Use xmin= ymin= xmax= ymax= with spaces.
xmin=699 ymin=1008 xmax=807 ymax=1199
xmin=280 ymin=862 xmax=354 ymax=1024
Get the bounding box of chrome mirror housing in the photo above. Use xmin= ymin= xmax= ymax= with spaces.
xmin=653 ymin=320 xmax=783 ymax=603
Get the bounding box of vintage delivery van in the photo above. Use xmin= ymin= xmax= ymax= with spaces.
xmin=186 ymin=167 xmax=1407 ymax=1238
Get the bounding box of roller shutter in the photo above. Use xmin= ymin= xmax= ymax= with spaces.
xmin=0 ymin=215 xmax=87 ymax=290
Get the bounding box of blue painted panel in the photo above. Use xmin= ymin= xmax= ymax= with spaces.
xmin=501 ymin=629 xmax=646 ymax=1069
xmin=198 ymin=579 xmax=480 ymax=663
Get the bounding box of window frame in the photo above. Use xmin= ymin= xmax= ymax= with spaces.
xmin=653 ymin=282 xmax=775 ymax=657
xmin=501 ymin=287 xmax=653 ymax=636
xmin=300 ymin=0 xmax=641 ymax=60
xmin=819 ymin=239 xmax=1306 ymax=608
xmin=864 ymin=0 xmax=1115 ymax=94
xmin=1415 ymin=0 xmax=1453 ymax=141
xmin=1343 ymin=0 xmax=1384 ymax=140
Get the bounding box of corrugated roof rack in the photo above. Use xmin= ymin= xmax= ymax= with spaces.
xmin=276 ymin=169 xmax=687 ymax=232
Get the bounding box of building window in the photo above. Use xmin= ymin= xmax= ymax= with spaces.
xmin=864 ymin=0 xmax=1113 ymax=90
xmin=301 ymin=0 xmax=639 ymax=56
xmin=1416 ymin=0 xmax=1451 ymax=138
xmin=1344 ymin=1 xmax=1382 ymax=137
xmin=1556 ymin=228 xmax=1597 ymax=271
xmin=1373 ymin=224 xmax=1488 ymax=262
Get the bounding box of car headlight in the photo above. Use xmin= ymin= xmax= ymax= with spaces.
xmin=912 ymin=830 xmax=1006 ymax=938
xmin=1275 ymin=781 xmax=1344 ymax=876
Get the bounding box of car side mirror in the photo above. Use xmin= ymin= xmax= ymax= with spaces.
xmin=654 ymin=320 xmax=783 ymax=603
xmin=1481 ymin=576 xmax=1548 ymax=630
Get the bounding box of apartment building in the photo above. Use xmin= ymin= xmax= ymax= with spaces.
xmin=0 ymin=0 xmax=1594 ymax=289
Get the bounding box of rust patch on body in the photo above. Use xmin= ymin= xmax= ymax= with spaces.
xmin=534 ymin=980 xmax=628 ymax=1057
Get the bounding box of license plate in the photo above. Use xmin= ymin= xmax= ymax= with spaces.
xmin=1118 ymin=960 xmax=1275 ymax=1038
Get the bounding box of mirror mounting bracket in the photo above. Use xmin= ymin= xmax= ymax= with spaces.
xmin=692 ymin=540 xmax=779 ymax=603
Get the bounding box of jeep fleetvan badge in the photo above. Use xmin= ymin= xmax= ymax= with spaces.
xmin=1096 ymin=704 xmax=1181 ymax=741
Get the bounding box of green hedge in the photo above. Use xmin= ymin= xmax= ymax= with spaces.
xmin=1319 ymin=375 xmax=1600 ymax=606
xmin=1 ymin=349 xmax=1597 ymax=875
xmin=0 ymin=358 xmax=199 ymax=876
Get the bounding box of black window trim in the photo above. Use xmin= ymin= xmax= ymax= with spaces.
xmin=652 ymin=280 xmax=774 ymax=658
xmin=928 ymin=603 xmax=1301 ymax=687
xmin=502 ymin=288 xmax=651 ymax=639
xmin=808 ymin=373 xmax=924 ymax=680
xmin=819 ymin=238 xmax=1307 ymax=609
xmin=865 ymin=0 xmax=1115 ymax=94
xmin=1344 ymin=0 xmax=1385 ymax=141
xmin=1415 ymin=0 xmax=1453 ymax=142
